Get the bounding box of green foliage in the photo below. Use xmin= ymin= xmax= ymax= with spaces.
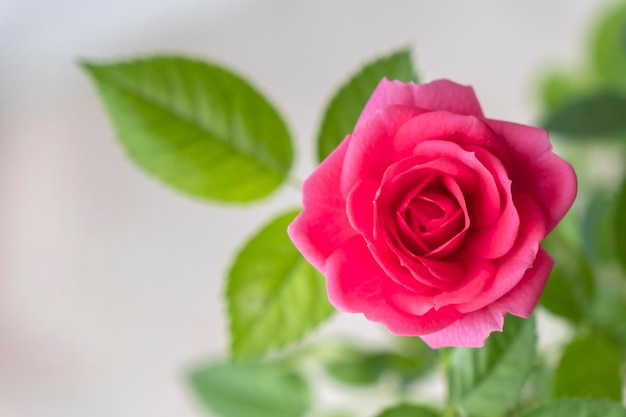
xmin=591 ymin=3 xmax=626 ymax=86
xmin=583 ymin=192 xmax=618 ymax=261
xmin=83 ymin=56 xmax=293 ymax=202
xmin=615 ymin=176 xmax=626 ymax=272
xmin=517 ymin=399 xmax=626 ymax=417
xmin=227 ymin=210 xmax=334 ymax=360
xmin=539 ymin=229 xmax=594 ymax=324
xmin=553 ymin=333 xmax=622 ymax=401
xmin=447 ymin=315 xmax=537 ymax=416
xmin=374 ymin=403 xmax=440 ymax=417
xmin=316 ymin=48 xmax=418 ymax=162
xmin=323 ymin=340 xmax=437 ymax=386
xmin=541 ymin=91 xmax=626 ymax=139
xmin=188 ymin=360 xmax=310 ymax=417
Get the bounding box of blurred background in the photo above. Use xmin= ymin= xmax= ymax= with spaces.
xmin=0 ymin=0 xmax=610 ymax=416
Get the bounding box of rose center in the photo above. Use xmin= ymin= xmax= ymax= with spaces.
xmin=395 ymin=182 xmax=467 ymax=258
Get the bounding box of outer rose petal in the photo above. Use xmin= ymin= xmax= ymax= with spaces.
xmin=357 ymin=79 xmax=484 ymax=131
xmin=288 ymin=137 xmax=355 ymax=272
xmin=326 ymin=235 xmax=463 ymax=334
xmin=486 ymin=119 xmax=577 ymax=231
xmin=421 ymin=248 xmax=553 ymax=348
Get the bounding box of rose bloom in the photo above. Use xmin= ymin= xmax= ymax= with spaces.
xmin=288 ymin=79 xmax=577 ymax=348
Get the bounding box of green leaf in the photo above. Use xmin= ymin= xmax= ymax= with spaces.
xmin=591 ymin=3 xmax=626 ymax=86
xmin=539 ymin=229 xmax=594 ymax=324
xmin=542 ymin=91 xmax=626 ymax=139
xmin=188 ymin=360 xmax=310 ymax=417
xmin=227 ymin=210 xmax=334 ymax=360
xmin=518 ymin=399 xmax=626 ymax=417
xmin=374 ymin=403 xmax=440 ymax=417
xmin=554 ymin=334 xmax=622 ymax=401
xmin=82 ymin=55 xmax=293 ymax=202
xmin=325 ymin=349 xmax=435 ymax=387
xmin=583 ymin=192 xmax=617 ymax=262
xmin=448 ymin=315 xmax=537 ymax=416
xmin=615 ymin=176 xmax=626 ymax=272
xmin=316 ymin=48 xmax=418 ymax=162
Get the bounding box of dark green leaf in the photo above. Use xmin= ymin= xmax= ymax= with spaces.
xmin=448 ymin=315 xmax=537 ymax=416
xmin=554 ymin=334 xmax=622 ymax=401
xmin=82 ymin=56 xmax=293 ymax=202
xmin=518 ymin=399 xmax=626 ymax=417
xmin=374 ymin=403 xmax=440 ymax=417
xmin=539 ymin=229 xmax=594 ymax=324
xmin=188 ymin=360 xmax=310 ymax=417
xmin=316 ymin=48 xmax=418 ymax=162
xmin=615 ymin=176 xmax=626 ymax=272
xmin=542 ymin=91 xmax=626 ymax=139
xmin=227 ymin=210 xmax=334 ymax=360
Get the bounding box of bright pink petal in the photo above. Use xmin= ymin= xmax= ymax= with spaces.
xmin=288 ymin=137 xmax=355 ymax=272
xmin=341 ymin=105 xmax=424 ymax=195
xmin=486 ymin=119 xmax=577 ymax=231
xmin=457 ymin=193 xmax=547 ymax=313
xmin=420 ymin=306 xmax=506 ymax=348
xmin=326 ymin=236 xmax=463 ymax=333
xmin=357 ymin=79 xmax=484 ymax=130
xmin=491 ymin=247 xmax=554 ymax=317
xmin=421 ymin=248 xmax=553 ymax=348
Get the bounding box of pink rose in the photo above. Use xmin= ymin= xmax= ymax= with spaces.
xmin=288 ymin=79 xmax=577 ymax=348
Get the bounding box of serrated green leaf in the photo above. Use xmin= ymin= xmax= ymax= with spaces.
xmin=615 ymin=176 xmax=626 ymax=272
xmin=374 ymin=403 xmax=440 ymax=417
xmin=316 ymin=48 xmax=418 ymax=162
xmin=591 ymin=3 xmax=626 ymax=86
xmin=518 ymin=399 xmax=626 ymax=417
xmin=554 ymin=334 xmax=622 ymax=401
xmin=227 ymin=210 xmax=334 ymax=360
xmin=542 ymin=91 xmax=626 ymax=139
xmin=539 ymin=229 xmax=594 ymax=323
xmin=82 ymin=55 xmax=293 ymax=202
xmin=448 ymin=315 xmax=537 ymax=416
xmin=188 ymin=360 xmax=310 ymax=417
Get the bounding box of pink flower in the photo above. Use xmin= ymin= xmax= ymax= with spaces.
xmin=288 ymin=79 xmax=577 ymax=348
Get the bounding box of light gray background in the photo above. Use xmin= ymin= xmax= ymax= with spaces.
xmin=0 ymin=1 xmax=604 ymax=416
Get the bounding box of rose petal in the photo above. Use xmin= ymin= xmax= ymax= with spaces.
xmin=486 ymin=119 xmax=577 ymax=232
xmin=341 ymin=105 xmax=424 ymax=195
xmin=357 ymin=79 xmax=484 ymax=131
xmin=410 ymin=139 xmax=501 ymax=228
xmin=326 ymin=235 xmax=463 ymax=332
xmin=456 ymin=193 xmax=547 ymax=313
xmin=420 ymin=306 xmax=505 ymax=348
xmin=421 ymin=248 xmax=553 ymax=348
xmin=288 ymin=137 xmax=355 ymax=272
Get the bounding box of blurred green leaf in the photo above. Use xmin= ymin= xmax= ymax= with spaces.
xmin=591 ymin=3 xmax=626 ymax=86
xmin=583 ymin=192 xmax=617 ymax=261
xmin=554 ymin=334 xmax=622 ymax=401
xmin=325 ymin=347 xmax=436 ymax=387
xmin=540 ymin=230 xmax=594 ymax=324
xmin=227 ymin=210 xmax=334 ymax=360
xmin=539 ymin=70 xmax=590 ymax=111
xmin=615 ymin=176 xmax=626 ymax=272
xmin=517 ymin=399 xmax=626 ymax=417
xmin=188 ymin=360 xmax=310 ymax=417
xmin=374 ymin=403 xmax=440 ymax=417
xmin=542 ymin=91 xmax=626 ymax=139
xmin=83 ymin=56 xmax=293 ymax=202
xmin=448 ymin=315 xmax=536 ymax=416
xmin=316 ymin=48 xmax=418 ymax=162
